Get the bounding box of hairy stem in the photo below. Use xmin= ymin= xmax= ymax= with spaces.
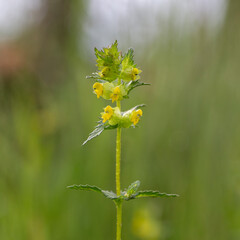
xmin=116 ymin=99 xmax=122 ymax=240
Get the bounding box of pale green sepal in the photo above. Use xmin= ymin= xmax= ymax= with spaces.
xmin=108 ymin=107 xmax=121 ymax=126
xmin=102 ymin=82 xmax=114 ymax=99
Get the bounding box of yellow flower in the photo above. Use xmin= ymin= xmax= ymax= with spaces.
xmin=131 ymin=109 xmax=143 ymax=125
xmin=98 ymin=67 xmax=110 ymax=78
xmin=110 ymin=86 xmax=121 ymax=103
xmin=93 ymin=82 xmax=103 ymax=98
xmin=131 ymin=68 xmax=142 ymax=81
xmin=102 ymin=105 xmax=114 ymax=123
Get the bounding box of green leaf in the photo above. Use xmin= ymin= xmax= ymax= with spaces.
xmin=67 ymin=184 xmax=102 ymax=193
xmin=82 ymin=122 xmax=105 ymax=145
xmin=121 ymin=181 xmax=179 ymax=201
xmin=126 ymin=80 xmax=150 ymax=94
xmin=122 ymin=180 xmax=141 ymax=200
xmin=67 ymin=184 xmax=120 ymax=202
xmin=129 ymin=104 xmax=146 ymax=112
xmin=135 ymin=190 xmax=179 ymax=199
xmin=127 ymin=180 xmax=140 ymax=194
xmin=86 ymin=73 xmax=105 ymax=81
xmin=82 ymin=121 xmax=118 ymax=145
xmin=102 ymin=190 xmax=118 ymax=200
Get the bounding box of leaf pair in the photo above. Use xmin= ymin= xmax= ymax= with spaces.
xmin=67 ymin=181 xmax=179 ymax=204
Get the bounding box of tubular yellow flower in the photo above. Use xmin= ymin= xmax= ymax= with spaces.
xmin=98 ymin=66 xmax=110 ymax=78
xmin=131 ymin=109 xmax=143 ymax=125
xmin=102 ymin=105 xmax=114 ymax=123
xmin=131 ymin=68 xmax=142 ymax=81
xmin=110 ymin=86 xmax=121 ymax=103
xmin=93 ymin=82 xmax=103 ymax=98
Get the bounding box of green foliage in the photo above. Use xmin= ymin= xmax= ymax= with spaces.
xmin=125 ymin=80 xmax=150 ymax=95
xmin=68 ymin=181 xmax=178 ymax=204
xmin=134 ymin=191 xmax=179 ymax=199
xmin=121 ymin=181 xmax=179 ymax=201
xmin=67 ymin=184 xmax=118 ymax=201
xmin=82 ymin=121 xmax=118 ymax=145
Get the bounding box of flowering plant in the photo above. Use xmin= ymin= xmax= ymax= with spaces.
xmin=68 ymin=41 xmax=178 ymax=240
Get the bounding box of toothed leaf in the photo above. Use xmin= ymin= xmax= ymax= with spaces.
xmin=135 ymin=190 xmax=179 ymax=199
xmin=82 ymin=121 xmax=118 ymax=145
xmin=121 ymin=48 xmax=135 ymax=69
xmin=67 ymin=184 xmax=120 ymax=202
xmin=102 ymin=190 xmax=118 ymax=200
xmin=67 ymin=184 xmax=102 ymax=193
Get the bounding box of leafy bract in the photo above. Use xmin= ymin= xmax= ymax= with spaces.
xmin=121 ymin=48 xmax=135 ymax=70
xmin=82 ymin=121 xmax=118 ymax=145
xmin=94 ymin=40 xmax=121 ymax=82
xmin=125 ymin=81 xmax=150 ymax=94
xmin=120 ymin=48 xmax=142 ymax=81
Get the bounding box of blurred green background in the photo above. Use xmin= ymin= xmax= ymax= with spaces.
xmin=0 ymin=0 xmax=240 ymax=239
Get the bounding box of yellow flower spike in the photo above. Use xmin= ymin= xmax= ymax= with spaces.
xmin=110 ymin=86 xmax=121 ymax=103
xmin=93 ymin=82 xmax=103 ymax=99
xmin=131 ymin=109 xmax=143 ymax=125
xmin=131 ymin=68 xmax=142 ymax=81
xmin=102 ymin=105 xmax=114 ymax=123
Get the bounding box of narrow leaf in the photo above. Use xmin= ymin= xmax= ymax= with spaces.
xmin=67 ymin=184 xmax=102 ymax=193
xmin=67 ymin=184 xmax=120 ymax=202
xmin=82 ymin=122 xmax=105 ymax=145
xmin=127 ymin=81 xmax=150 ymax=94
xmin=102 ymin=190 xmax=118 ymax=200
xmin=82 ymin=120 xmax=118 ymax=146
xmin=135 ymin=190 xmax=179 ymax=199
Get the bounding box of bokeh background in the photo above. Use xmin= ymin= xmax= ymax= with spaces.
xmin=0 ymin=0 xmax=240 ymax=239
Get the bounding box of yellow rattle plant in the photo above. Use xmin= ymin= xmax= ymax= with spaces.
xmin=68 ymin=41 xmax=178 ymax=240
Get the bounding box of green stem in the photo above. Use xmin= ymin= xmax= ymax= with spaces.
xmin=116 ymin=99 xmax=122 ymax=240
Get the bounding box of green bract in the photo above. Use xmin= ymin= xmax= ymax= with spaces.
xmin=88 ymin=41 xmax=149 ymax=102
xmin=95 ymin=40 xmax=121 ymax=82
